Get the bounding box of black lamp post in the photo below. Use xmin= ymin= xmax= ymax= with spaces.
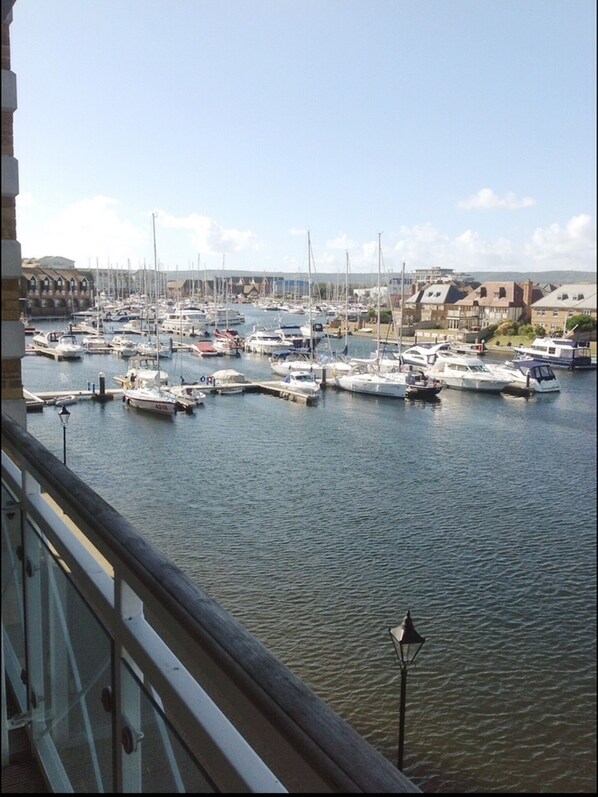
xmin=59 ymin=405 xmax=71 ymax=465
xmin=389 ymin=610 xmax=426 ymax=771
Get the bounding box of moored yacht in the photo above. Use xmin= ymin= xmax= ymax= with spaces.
xmin=427 ymin=353 xmax=512 ymax=393
xmin=486 ymin=359 xmax=561 ymax=395
xmin=513 ymin=336 xmax=594 ymax=370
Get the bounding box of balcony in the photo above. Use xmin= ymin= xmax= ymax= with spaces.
xmin=1 ymin=413 xmax=419 ymax=793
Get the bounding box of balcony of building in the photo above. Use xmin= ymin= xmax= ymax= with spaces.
xmin=1 ymin=412 xmax=419 ymax=794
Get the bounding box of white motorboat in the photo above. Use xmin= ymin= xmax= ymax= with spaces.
xmin=137 ymin=339 xmax=172 ymax=359
xmin=334 ymin=362 xmax=408 ymax=398
xmin=400 ymin=342 xmax=451 ymax=368
xmin=160 ymin=309 xmax=208 ymax=337
xmin=55 ymin=334 xmax=84 ymax=359
xmin=32 ymin=330 xmax=83 ymax=359
xmin=82 ymin=335 xmax=112 ymax=354
xmin=125 ymin=357 xmax=169 ymax=388
xmin=281 ymin=371 xmax=321 ymax=398
xmin=212 ymin=328 xmax=244 ymax=356
xmin=110 ymin=335 xmax=139 ymax=357
xmin=486 ymin=359 xmax=561 ymax=395
xmin=513 ymin=336 xmax=594 ymax=370
xmin=427 ymin=354 xmax=512 ymax=393
xmin=122 ymin=384 xmax=178 ymax=416
xmin=244 ymin=328 xmax=288 ymax=354
xmin=169 ymin=382 xmax=207 ymax=404
xmin=211 ymin=368 xmax=247 ymax=394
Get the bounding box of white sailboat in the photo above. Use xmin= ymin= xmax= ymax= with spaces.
xmin=123 ymin=213 xmax=178 ymax=416
xmin=275 ymin=232 xmax=321 ymax=399
xmin=334 ymin=234 xmax=408 ymax=398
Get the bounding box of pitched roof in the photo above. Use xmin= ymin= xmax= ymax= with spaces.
xmin=531 ymin=283 xmax=597 ymax=311
xmin=417 ymin=283 xmax=467 ymax=304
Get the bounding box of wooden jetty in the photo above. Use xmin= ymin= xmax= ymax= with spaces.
xmin=24 ymin=378 xmax=318 ymax=411
xmin=30 ymin=344 xmax=82 ymax=361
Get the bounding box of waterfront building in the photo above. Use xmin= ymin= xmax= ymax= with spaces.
xmin=530 ymin=283 xmax=597 ymax=334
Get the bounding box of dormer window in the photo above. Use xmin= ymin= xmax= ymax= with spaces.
xmin=29 ymin=277 xmax=36 ymax=290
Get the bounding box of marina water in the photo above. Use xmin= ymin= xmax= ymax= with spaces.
xmin=22 ymin=308 xmax=597 ymax=793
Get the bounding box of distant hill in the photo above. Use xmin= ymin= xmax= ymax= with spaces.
xmin=467 ymin=270 xmax=596 ymax=285
xmin=105 ymin=266 xmax=595 ymax=288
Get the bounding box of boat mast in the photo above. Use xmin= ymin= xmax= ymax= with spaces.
xmin=344 ymin=250 xmax=350 ymax=353
xmin=398 ymin=260 xmax=405 ymax=362
xmin=376 ymin=232 xmax=382 ymax=367
xmin=308 ymin=230 xmax=313 ymax=365
xmin=151 ymin=212 xmax=160 ymax=377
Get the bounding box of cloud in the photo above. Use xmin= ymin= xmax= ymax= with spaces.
xmin=157 ymin=211 xmax=259 ymax=255
xmin=19 ymin=195 xmax=147 ymax=266
xmin=325 ymin=232 xmax=358 ymax=251
xmin=458 ymin=188 xmax=536 ymax=210
xmin=382 ymin=216 xmax=595 ymax=273
xmin=523 ymin=214 xmax=596 ymax=267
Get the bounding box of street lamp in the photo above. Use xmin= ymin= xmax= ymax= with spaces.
xmin=389 ymin=610 xmax=426 ymax=771
xmin=58 ymin=405 xmax=71 ymax=465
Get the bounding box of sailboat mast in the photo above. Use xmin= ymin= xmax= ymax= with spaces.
xmin=344 ymin=250 xmax=349 ymax=351
xmin=398 ymin=260 xmax=405 ymax=358
xmin=151 ymin=212 xmax=160 ymax=374
xmin=377 ymin=232 xmax=382 ymax=363
xmin=307 ymin=230 xmax=313 ymax=362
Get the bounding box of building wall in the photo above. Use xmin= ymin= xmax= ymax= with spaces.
xmin=1 ymin=3 xmax=26 ymax=427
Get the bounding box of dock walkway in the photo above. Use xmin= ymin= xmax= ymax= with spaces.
xmin=24 ymin=380 xmax=318 ymax=411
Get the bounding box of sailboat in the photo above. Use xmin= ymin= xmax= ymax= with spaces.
xmin=269 ymin=242 xmax=351 ymax=381
xmin=270 ymin=230 xmax=322 ymax=398
xmin=123 ymin=214 xmax=178 ymax=416
xmin=334 ymin=234 xmax=408 ymax=398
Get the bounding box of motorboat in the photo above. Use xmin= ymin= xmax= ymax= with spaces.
xmin=137 ymin=339 xmax=172 ymax=359
xmin=206 ymin=307 xmax=246 ymax=327
xmin=55 ymin=334 xmax=83 ymax=359
xmin=54 ymin=395 xmax=78 ymax=407
xmin=121 ymin=319 xmax=152 ymax=336
xmin=334 ymin=362 xmax=408 ymax=398
xmin=82 ymin=335 xmax=112 ymax=354
xmin=169 ymin=382 xmax=207 ymax=404
xmin=244 ymin=328 xmax=289 ymax=355
xmin=190 ymin=340 xmax=220 ymax=357
xmin=448 ymin=340 xmax=487 ymax=356
xmin=513 ymin=336 xmax=594 ymax=370
xmin=403 ymin=368 xmax=443 ymax=400
xmin=427 ymin=354 xmax=512 ymax=393
xmin=125 ymin=357 xmax=169 ymax=388
xmin=486 ymin=359 xmax=561 ymax=395
xmin=122 ymin=384 xmax=178 ymax=416
xmin=212 ymin=328 xmax=243 ymax=356
xmin=32 ymin=330 xmax=83 ymax=359
xmin=281 ymin=371 xmax=321 ymax=398
xmin=211 ymin=369 xmax=248 ymax=394
xmin=160 ymin=309 xmax=208 ymax=337
xmin=110 ymin=335 xmax=138 ymax=357
xmin=400 ymin=342 xmax=451 ymax=368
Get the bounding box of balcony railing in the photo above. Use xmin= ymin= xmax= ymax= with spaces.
xmin=1 ymin=413 xmax=419 ymax=793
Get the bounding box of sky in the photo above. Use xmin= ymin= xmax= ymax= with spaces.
xmin=10 ymin=0 xmax=597 ymax=275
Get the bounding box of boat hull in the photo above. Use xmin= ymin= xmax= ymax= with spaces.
xmin=123 ymin=389 xmax=177 ymax=415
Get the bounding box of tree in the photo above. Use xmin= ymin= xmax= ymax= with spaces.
xmin=566 ymin=314 xmax=596 ymax=333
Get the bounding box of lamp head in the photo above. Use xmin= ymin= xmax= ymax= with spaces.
xmin=58 ymin=405 xmax=71 ymax=427
xmin=389 ymin=610 xmax=425 ymax=667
